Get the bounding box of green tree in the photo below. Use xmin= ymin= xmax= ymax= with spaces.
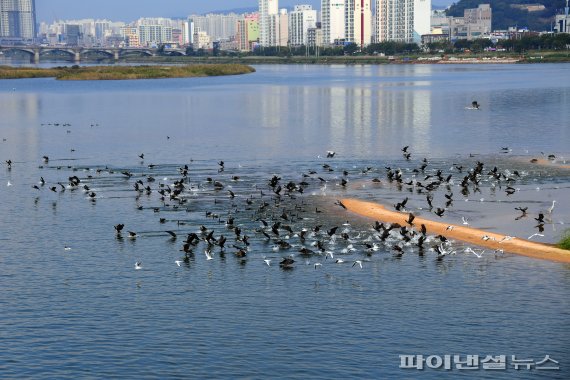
xmin=343 ymin=43 xmax=358 ymax=55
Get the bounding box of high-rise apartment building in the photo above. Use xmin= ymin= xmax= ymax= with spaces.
xmin=321 ymin=0 xmax=345 ymax=45
xmin=277 ymin=8 xmax=288 ymax=46
xmin=0 ymin=0 xmax=36 ymax=40
xmin=289 ymin=5 xmax=317 ymax=46
xmin=376 ymin=0 xmax=431 ymax=44
xmin=236 ymin=13 xmax=259 ymax=51
xmin=189 ymin=13 xmax=239 ymax=42
xmin=345 ymin=0 xmax=372 ymax=48
xmin=259 ymin=0 xmax=279 ymax=46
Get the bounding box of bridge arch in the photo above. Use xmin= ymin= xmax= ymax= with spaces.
xmin=40 ymin=48 xmax=77 ymax=61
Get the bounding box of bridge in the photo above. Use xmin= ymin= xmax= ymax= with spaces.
xmin=0 ymin=45 xmax=187 ymax=63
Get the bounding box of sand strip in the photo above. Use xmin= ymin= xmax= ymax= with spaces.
xmin=341 ymin=198 xmax=570 ymax=264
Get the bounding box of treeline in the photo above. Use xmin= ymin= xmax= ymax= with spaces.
xmin=426 ymin=33 xmax=570 ymax=53
xmin=250 ymin=42 xmax=421 ymax=57
xmin=176 ymin=33 xmax=570 ymax=58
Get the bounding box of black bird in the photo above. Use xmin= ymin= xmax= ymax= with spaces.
xmin=114 ymin=224 xmax=124 ymax=233
xmin=505 ymin=186 xmax=516 ymax=195
xmin=335 ymin=200 xmax=347 ymax=209
xmin=394 ymin=197 xmax=408 ymax=212
xmin=279 ymin=257 xmax=295 ymax=268
xmin=392 ymin=245 xmax=404 ymax=257
xmin=515 ymin=206 xmax=528 ymax=216
xmin=327 ymin=226 xmax=339 ymax=237
xmin=165 ymin=231 xmax=177 ymax=239
xmin=535 ymin=213 xmax=545 ymax=224
xmin=406 ymin=213 xmax=415 ymax=226
xmin=402 ymin=146 xmax=409 ymax=153
xmin=434 ymin=208 xmax=445 ymax=217
xmin=471 ymin=100 xmax=480 ymax=109
xmin=138 ymin=153 xmax=144 ymax=159
xmin=426 ymin=194 xmax=434 ymax=209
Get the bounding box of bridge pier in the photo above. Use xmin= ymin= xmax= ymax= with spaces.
xmin=33 ymin=49 xmax=40 ymax=64
xmin=114 ymin=50 xmax=119 ymax=61
xmin=74 ymin=51 xmax=81 ymax=63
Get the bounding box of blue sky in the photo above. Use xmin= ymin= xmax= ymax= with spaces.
xmin=37 ymin=0 xmax=452 ymax=22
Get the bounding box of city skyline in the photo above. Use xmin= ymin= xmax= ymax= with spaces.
xmin=36 ymin=0 xmax=452 ymax=22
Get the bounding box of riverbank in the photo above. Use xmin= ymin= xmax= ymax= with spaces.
xmin=341 ymin=198 xmax=570 ymax=264
xmin=0 ymin=64 xmax=255 ymax=80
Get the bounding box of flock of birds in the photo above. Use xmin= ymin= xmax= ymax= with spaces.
xmin=3 ymin=141 xmax=564 ymax=272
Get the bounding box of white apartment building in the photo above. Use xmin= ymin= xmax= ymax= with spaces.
xmin=289 ymin=5 xmax=317 ymax=46
xmin=189 ymin=13 xmax=239 ymax=41
xmin=376 ymin=0 xmax=431 ymax=44
xmin=138 ymin=24 xmax=173 ymax=47
xmin=321 ymin=0 xmax=346 ymax=45
xmin=345 ymin=0 xmax=372 ymax=47
xmin=0 ymin=0 xmax=36 ymax=39
xmin=277 ymin=8 xmax=288 ymax=46
xmin=259 ymin=0 xmax=279 ymax=46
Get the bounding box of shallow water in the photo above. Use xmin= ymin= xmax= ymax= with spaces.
xmin=0 ymin=64 xmax=569 ymax=379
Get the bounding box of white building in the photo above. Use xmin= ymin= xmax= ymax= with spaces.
xmin=289 ymin=5 xmax=317 ymax=46
xmin=277 ymin=8 xmax=288 ymax=46
xmin=0 ymin=0 xmax=36 ymax=40
xmin=259 ymin=0 xmax=279 ymax=46
xmin=449 ymin=3 xmax=492 ymax=41
xmin=193 ymin=30 xmax=211 ymax=50
xmin=138 ymin=24 xmax=173 ymax=47
xmin=376 ymin=0 xmax=431 ymax=44
xmin=188 ymin=13 xmax=239 ymax=42
xmin=322 ymin=0 xmax=346 ymax=45
xmin=555 ymin=0 xmax=570 ymax=33
xmin=345 ymin=0 xmax=372 ymax=47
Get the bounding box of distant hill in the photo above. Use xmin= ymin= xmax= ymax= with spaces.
xmin=446 ymin=0 xmax=567 ymax=31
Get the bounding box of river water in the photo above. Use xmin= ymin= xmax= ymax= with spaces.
xmin=0 ymin=63 xmax=569 ymax=379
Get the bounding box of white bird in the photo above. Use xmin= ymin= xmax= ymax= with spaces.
xmin=462 ymin=217 xmax=469 ymax=225
xmin=175 ymin=260 xmax=182 ymax=266
xmin=64 ymin=246 xmax=71 ymax=251
xmin=335 ymin=259 xmax=345 ymax=264
xmin=446 ymin=225 xmax=454 ymax=231
xmin=352 ymin=260 xmax=363 ymax=269
xmin=498 ymin=236 xmax=514 ymax=243
xmin=6 ymin=181 xmax=12 ymax=187
xmin=263 ymin=259 xmax=271 ymax=266
xmin=548 ymin=200 xmax=556 ymax=214
xmin=314 ymin=262 xmax=322 ymax=269
xmin=528 ymin=233 xmax=544 ymax=240
xmin=465 ymin=247 xmax=485 ymax=258
xmin=204 ymin=250 xmax=213 ymax=261
xmin=135 ymin=262 xmax=142 ymax=270
xmin=325 ymin=251 xmax=334 ymax=260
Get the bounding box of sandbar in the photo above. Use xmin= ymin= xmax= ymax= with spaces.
xmin=341 ymin=198 xmax=570 ymax=264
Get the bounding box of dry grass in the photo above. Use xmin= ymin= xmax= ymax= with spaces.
xmin=0 ymin=64 xmax=255 ymax=80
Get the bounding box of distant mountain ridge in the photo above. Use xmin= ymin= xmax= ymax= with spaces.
xmin=446 ymin=0 xmax=567 ymax=31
